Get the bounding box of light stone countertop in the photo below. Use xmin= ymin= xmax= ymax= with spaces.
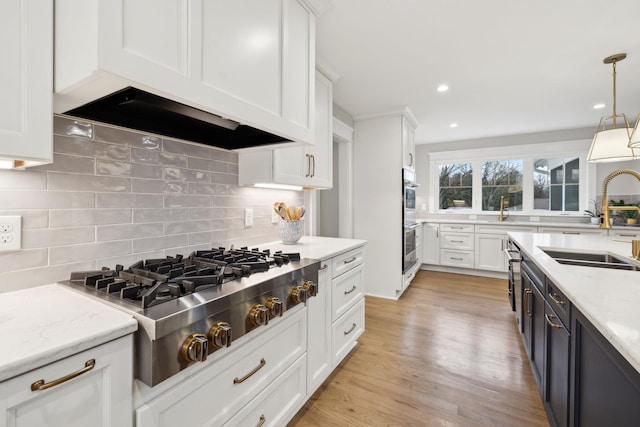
xmin=507 ymin=232 xmax=640 ymax=373
xmin=256 ymin=236 xmax=367 ymax=261
xmin=419 ymin=217 xmax=640 ymax=231
xmin=0 ymin=284 xmax=137 ymax=382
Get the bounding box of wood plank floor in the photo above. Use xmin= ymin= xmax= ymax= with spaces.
xmin=288 ymin=270 xmax=549 ymax=427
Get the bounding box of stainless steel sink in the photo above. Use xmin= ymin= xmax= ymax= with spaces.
xmin=543 ymin=250 xmax=639 ymax=271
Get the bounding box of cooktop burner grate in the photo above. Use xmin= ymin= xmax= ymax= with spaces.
xmin=68 ymin=247 xmax=301 ymax=309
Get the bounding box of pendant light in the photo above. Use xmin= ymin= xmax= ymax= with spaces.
xmin=587 ymin=53 xmax=639 ymax=162
xmin=630 ymin=115 xmax=640 ymax=148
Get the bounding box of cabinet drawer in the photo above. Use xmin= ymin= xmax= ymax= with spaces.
xmin=440 ymin=223 xmax=474 ymax=233
xmin=610 ymin=230 xmax=640 ymax=239
xmin=136 ymin=307 xmax=306 ymax=427
xmin=331 ymin=246 xmax=365 ymax=278
xmin=332 ymin=299 xmax=365 ymax=367
xmin=474 ymin=224 xmax=538 ymax=234
xmin=439 ymin=249 xmax=474 ymax=268
xmin=546 ymin=279 xmax=570 ymax=327
xmin=332 ymin=265 xmax=364 ymax=322
xmin=3 ymin=335 xmax=133 ymax=427
xmin=223 ymin=355 xmax=307 ymax=427
xmin=440 ymin=232 xmax=474 ymax=250
xmin=538 ymin=227 xmax=607 ymax=235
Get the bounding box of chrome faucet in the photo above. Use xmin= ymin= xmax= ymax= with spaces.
xmin=600 ymin=169 xmax=640 ymax=229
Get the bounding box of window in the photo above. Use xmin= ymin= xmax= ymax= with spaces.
xmin=481 ymin=160 xmax=523 ymax=211
xmin=438 ymin=163 xmax=472 ymax=209
xmin=533 ymin=157 xmax=579 ymax=211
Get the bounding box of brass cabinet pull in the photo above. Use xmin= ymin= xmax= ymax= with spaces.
xmin=305 ymin=154 xmax=311 ymax=177
xmin=344 ymin=323 xmax=357 ymax=335
xmin=450 ymin=226 xmax=464 ymax=229
xmin=524 ymin=289 xmax=532 ymax=317
xmin=548 ymin=292 xmax=565 ymax=306
xmin=451 ymin=257 xmax=463 ymax=261
xmin=545 ymin=314 xmax=563 ymax=329
xmin=619 ymin=233 xmax=638 ymax=237
xmin=562 ymin=231 xmax=580 ymax=235
xmin=257 ymin=415 xmax=266 ymax=427
xmin=344 ymin=257 xmax=356 ymax=264
xmin=344 ymin=285 xmax=357 ymax=295
xmin=31 ymin=359 xmax=95 ymax=391
xmin=233 ymin=358 xmax=266 ymax=384
xmin=451 ymin=240 xmax=464 ymax=243
xmin=311 ymin=154 xmax=315 ymax=177
xmin=409 ymin=152 xmax=413 ymax=166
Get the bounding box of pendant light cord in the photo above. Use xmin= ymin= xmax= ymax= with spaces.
xmin=612 ymin=59 xmax=618 ymax=128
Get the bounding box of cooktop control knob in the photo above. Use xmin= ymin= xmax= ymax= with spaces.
xmin=249 ymin=304 xmax=269 ymax=326
xmin=291 ymin=286 xmax=308 ymax=305
xmin=302 ymin=280 xmax=317 ymax=297
xmin=180 ymin=333 xmax=208 ymax=363
xmin=209 ymin=321 xmax=232 ymax=349
xmin=265 ymin=297 xmax=284 ymax=318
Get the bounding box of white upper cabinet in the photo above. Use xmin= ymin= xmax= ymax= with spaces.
xmin=238 ymin=70 xmax=333 ymax=189
xmin=54 ymin=0 xmax=319 ymax=147
xmin=0 ymin=0 xmax=53 ymax=168
xmin=402 ymin=115 xmax=416 ymax=171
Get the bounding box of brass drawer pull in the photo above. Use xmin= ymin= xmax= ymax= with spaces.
xmin=257 ymin=415 xmax=266 ymax=427
xmin=451 ymin=240 xmax=464 ymax=243
xmin=548 ymin=292 xmax=565 ymax=306
xmin=344 ymin=323 xmax=357 ymax=335
xmin=344 ymin=257 xmax=356 ymax=264
xmin=31 ymin=359 xmax=95 ymax=391
xmin=545 ymin=314 xmax=563 ymax=329
xmin=344 ymin=285 xmax=357 ymax=295
xmin=451 ymin=257 xmax=463 ymax=261
xmin=562 ymin=231 xmax=580 ymax=235
xmin=233 ymin=358 xmax=266 ymax=384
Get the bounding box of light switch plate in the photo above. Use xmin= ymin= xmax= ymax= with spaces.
xmin=244 ymin=208 xmax=253 ymax=227
xmin=0 ymin=215 xmax=21 ymax=252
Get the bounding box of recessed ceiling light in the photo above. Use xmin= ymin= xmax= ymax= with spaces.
xmin=593 ymin=103 xmax=606 ymax=109
xmin=437 ymin=84 xmax=449 ymax=92
xmin=450 ymin=123 xmax=458 ymax=128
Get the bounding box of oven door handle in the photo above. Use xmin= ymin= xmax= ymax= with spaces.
xmin=503 ymin=249 xmax=521 ymax=265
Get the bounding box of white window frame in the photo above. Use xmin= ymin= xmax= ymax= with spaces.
xmin=428 ymin=139 xmax=596 ymax=217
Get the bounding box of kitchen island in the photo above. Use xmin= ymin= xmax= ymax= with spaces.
xmin=508 ymin=232 xmax=640 ymax=427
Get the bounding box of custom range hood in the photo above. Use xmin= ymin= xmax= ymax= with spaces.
xmin=63 ymin=87 xmax=291 ymax=151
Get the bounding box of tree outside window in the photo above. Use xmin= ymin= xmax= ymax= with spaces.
xmin=481 ymin=160 xmax=523 ymax=211
xmin=439 ymin=163 xmax=472 ymax=209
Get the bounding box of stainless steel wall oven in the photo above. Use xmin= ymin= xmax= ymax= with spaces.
xmin=403 ymin=169 xmax=419 ymax=273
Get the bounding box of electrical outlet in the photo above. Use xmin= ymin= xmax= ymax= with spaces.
xmin=271 ymin=210 xmax=280 ymax=224
xmin=0 ymin=215 xmax=21 ymax=252
xmin=244 ymin=208 xmax=253 ymax=227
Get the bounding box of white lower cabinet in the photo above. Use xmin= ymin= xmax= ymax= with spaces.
xmin=1 ymin=335 xmax=133 ymax=427
xmin=306 ymin=261 xmax=332 ymax=395
xmin=331 ymin=265 xmax=363 ymax=322
xmin=223 ymin=355 xmax=307 ymax=427
xmin=422 ymin=223 xmax=440 ymax=265
xmin=307 ymin=245 xmax=366 ymax=393
xmin=331 ymin=299 xmax=365 ymax=367
xmin=474 ymin=233 xmax=507 ymax=271
xmin=135 ymin=307 xmax=307 ymax=427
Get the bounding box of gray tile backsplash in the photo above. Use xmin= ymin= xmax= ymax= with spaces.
xmin=0 ymin=115 xmax=304 ymax=292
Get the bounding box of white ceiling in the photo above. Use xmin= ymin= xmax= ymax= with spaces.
xmin=315 ymin=0 xmax=640 ymax=145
